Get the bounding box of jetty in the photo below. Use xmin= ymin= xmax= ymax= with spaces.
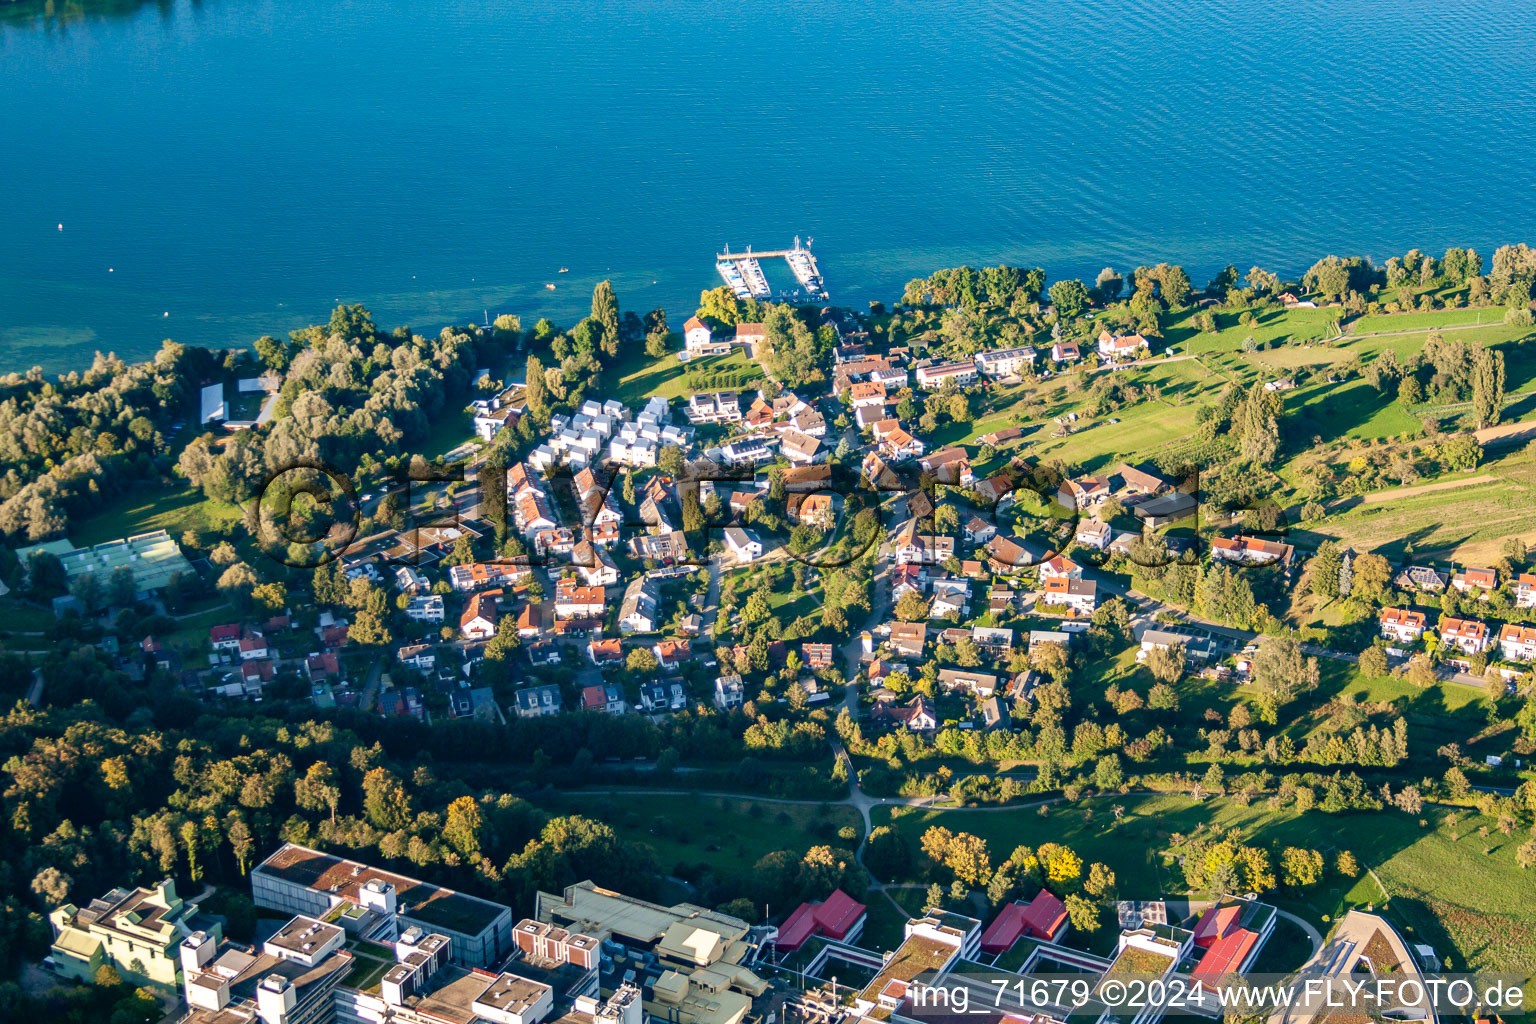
xmin=716 ymin=238 xmax=827 ymax=301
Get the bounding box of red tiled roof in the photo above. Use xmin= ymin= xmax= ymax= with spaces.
xmin=980 ymin=901 xmax=1029 ymax=954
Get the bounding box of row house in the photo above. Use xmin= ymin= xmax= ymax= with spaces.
xmin=1499 ymin=623 xmax=1536 ymax=662
xmin=1379 ymin=608 xmax=1426 ymax=645
xmin=720 ymin=436 xmax=778 ymax=467
xmin=1041 ymin=577 xmax=1098 ymax=615
xmin=514 ymin=683 xmax=563 ymax=718
xmin=449 ymin=561 xmax=526 ymax=592
xmin=915 ymin=361 xmax=978 ymax=388
xmin=581 ymin=682 xmax=628 ymax=714
xmin=619 ymin=576 xmax=662 ymax=633
xmin=553 ymin=579 xmax=606 ymax=621
xmin=1211 ymin=535 xmax=1296 ymax=567
xmin=685 ymin=391 xmax=742 ymax=424
xmin=640 ymin=680 xmax=689 ymax=713
xmin=571 ymin=540 xmax=621 ymax=586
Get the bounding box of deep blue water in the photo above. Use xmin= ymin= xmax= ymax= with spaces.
xmin=3 ymin=0 xmax=1536 ymax=371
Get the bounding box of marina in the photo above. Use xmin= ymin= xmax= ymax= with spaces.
xmin=716 ymin=238 xmax=828 ymax=302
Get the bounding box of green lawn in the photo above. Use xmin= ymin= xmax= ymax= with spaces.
xmin=874 ymin=793 xmax=1536 ymax=978
xmin=609 ymin=348 xmax=761 ymax=407
xmin=541 ymin=792 xmax=862 ymax=879
xmin=70 ymin=483 xmax=242 ymax=548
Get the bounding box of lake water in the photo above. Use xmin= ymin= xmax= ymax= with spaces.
xmin=4 ymin=0 xmax=1536 ymax=371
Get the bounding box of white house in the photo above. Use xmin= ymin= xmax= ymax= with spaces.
xmin=915 ymin=361 xmax=978 ymax=388
xmin=1379 ymin=608 xmax=1426 ymax=645
xmin=714 ymin=674 xmax=745 ymax=710
xmin=405 ymin=594 xmax=445 ymax=624
xmin=974 ymin=347 xmax=1036 ymax=378
xmin=1439 ymin=616 xmax=1490 ymax=656
xmin=1499 ymin=623 xmax=1536 ymax=662
xmin=684 ymin=315 xmax=728 ymax=357
xmin=724 ymin=527 xmax=764 ymax=563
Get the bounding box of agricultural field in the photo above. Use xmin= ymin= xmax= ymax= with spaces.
xmin=874 ymin=793 xmax=1536 ymax=980
xmin=1290 ymin=444 xmax=1536 ymax=563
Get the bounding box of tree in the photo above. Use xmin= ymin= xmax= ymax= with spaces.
xmin=1358 ymin=646 xmax=1389 ymax=679
xmin=1093 ymin=754 xmax=1124 ymax=791
xmin=1048 ymin=279 xmax=1089 ymax=320
xmin=1472 ymin=347 xmax=1507 ymax=428
xmin=30 ymin=865 xmax=71 ymax=905
xmin=443 ymin=795 xmax=484 ymax=859
xmin=1335 ymin=850 xmax=1360 ymax=878
xmin=361 ymin=768 xmax=412 ymax=831
xmin=1147 ymin=681 xmax=1180 ymax=711
xmin=1084 ymin=862 xmax=1116 ymax=899
xmin=1250 ymin=637 xmax=1320 ymax=720
xmin=1281 ymin=847 xmax=1324 ymax=888
xmin=591 ymin=280 xmax=621 ymax=357
xmin=895 ymin=590 xmax=930 ymax=622
xmin=1145 ymin=644 xmax=1185 ymax=683
xmin=349 ymin=609 xmax=391 ymax=646
xmin=1063 ymin=893 xmax=1100 ymax=932
xmin=626 ymin=648 xmax=659 ymax=674
xmin=295 ymin=762 xmax=342 ymax=822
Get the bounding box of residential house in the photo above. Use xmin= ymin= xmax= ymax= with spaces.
xmin=788 ymin=492 xmax=837 ymax=529
xmin=460 ymin=591 xmax=499 ymax=640
xmin=586 ymin=638 xmax=623 ymax=664
xmin=849 ymin=381 xmax=888 ymax=408
xmin=894 ymin=519 xmax=956 ymax=565
xmin=735 ymin=321 xmax=767 ymax=354
xmin=1395 ymin=565 xmax=1450 ymax=592
xmin=875 ymin=422 xmax=926 ymax=460
xmin=1516 ymin=573 xmax=1536 ymax=608
xmin=684 ymin=315 xmax=727 ymax=357
xmin=779 ymin=429 xmax=824 ymax=465
xmin=1050 ymin=341 xmax=1080 ymax=362
xmin=974 ymin=347 xmax=1035 ymax=378
xmin=640 ymin=680 xmax=688 ymax=713
xmin=1211 ymin=535 xmax=1295 ymax=567
xmin=238 ymin=633 xmax=269 ymax=661
xmin=1057 ymin=475 xmax=1110 ymax=510
xmin=1097 ymin=330 xmax=1149 ymax=362
xmin=930 ymin=579 xmax=968 ymax=619
xmin=1440 ymin=616 xmax=1490 ymax=656
xmin=572 ymin=540 xmax=620 ymax=586
xmin=449 ymin=562 xmax=526 ymax=592
xmin=938 ymin=669 xmax=999 ymax=698
xmin=1075 ymin=520 xmax=1111 ymax=551
xmin=871 ymin=695 xmax=938 ymax=732
xmin=581 ymin=682 xmax=628 ymax=715
xmin=514 ymin=684 xmax=563 ymax=718
xmin=405 ymin=594 xmax=445 ymax=623
xmin=1041 ymin=577 xmax=1097 ymax=615
xmin=964 ymin=516 xmax=997 ymax=545
xmin=398 ymin=643 xmax=436 ymax=671
xmin=1038 ymin=554 xmax=1082 ymax=582
xmin=1138 ymin=629 xmax=1214 ymax=662
xmin=395 ymin=565 xmax=429 ymax=593
xmin=915 ymin=361 xmax=978 ymax=388
xmin=724 ymin=527 xmax=764 ymax=563
xmin=210 ymin=624 xmax=242 ymax=652
xmin=1499 ymin=623 xmax=1536 ymax=662
xmin=1380 ymin=608 xmax=1427 ymax=645
xmin=304 ymin=652 xmax=340 ymax=683
xmin=714 ymin=674 xmax=745 ymax=710
xmin=619 ymin=576 xmax=661 ymax=634
xmin=987 ymin=535 xmax=1039 ymax=575
xmin=554 ymin=579 xmax=606 ymax=621
xmin=803 ymin=643 xmax=835 ymax=669
xmin=653 ymin=639 xmax=691 ymax=672
xmin=1115 ymin=463 xmax=1167 ymax=495
xmin=919 ymin=447 xmax=974 ymax=486
xmin=977 ymin=427 xmax=1024 ymax=447
xmin=1451 ymin=566 xmax=1497 ymax=597
xmin=790 ymin=407 xmax=826 ymax=437
xmin=515 ymin=602 xmax=543 ymax=638
xmin=781 ymin=464 xmax=833 ymax=492
xmin=887 ymin=622 xmax=927 ymax=659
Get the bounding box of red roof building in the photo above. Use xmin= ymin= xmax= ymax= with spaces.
xmin=980 ymin=901 xmax=1030 ymax=954
xmin=1191 ymin=927 xmax=1259 ymax=991
xmin=773 ymin=888 xmax=867 ymax=951
xmin=1020 ymin=889 xmax=1068 ymax=940
xmin=1192 ymin=904 xmax=1241 ymax=948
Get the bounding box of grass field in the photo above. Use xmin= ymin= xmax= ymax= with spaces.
xmin=610 ymin=347 xmax=761 ymax=407
xmin=874 ymin=794 xmax=1536 ymax=979
xmin=1290 ymin=445 xmax=1536 ymax=562
xmin=69 ymin=483 xmax=242 ymax=548
xmin=542 ymin=792 xmax=862 ymax=879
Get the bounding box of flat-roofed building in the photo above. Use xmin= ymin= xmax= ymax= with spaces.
xmin=252 ymin=843 xmax=513 ymax=968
